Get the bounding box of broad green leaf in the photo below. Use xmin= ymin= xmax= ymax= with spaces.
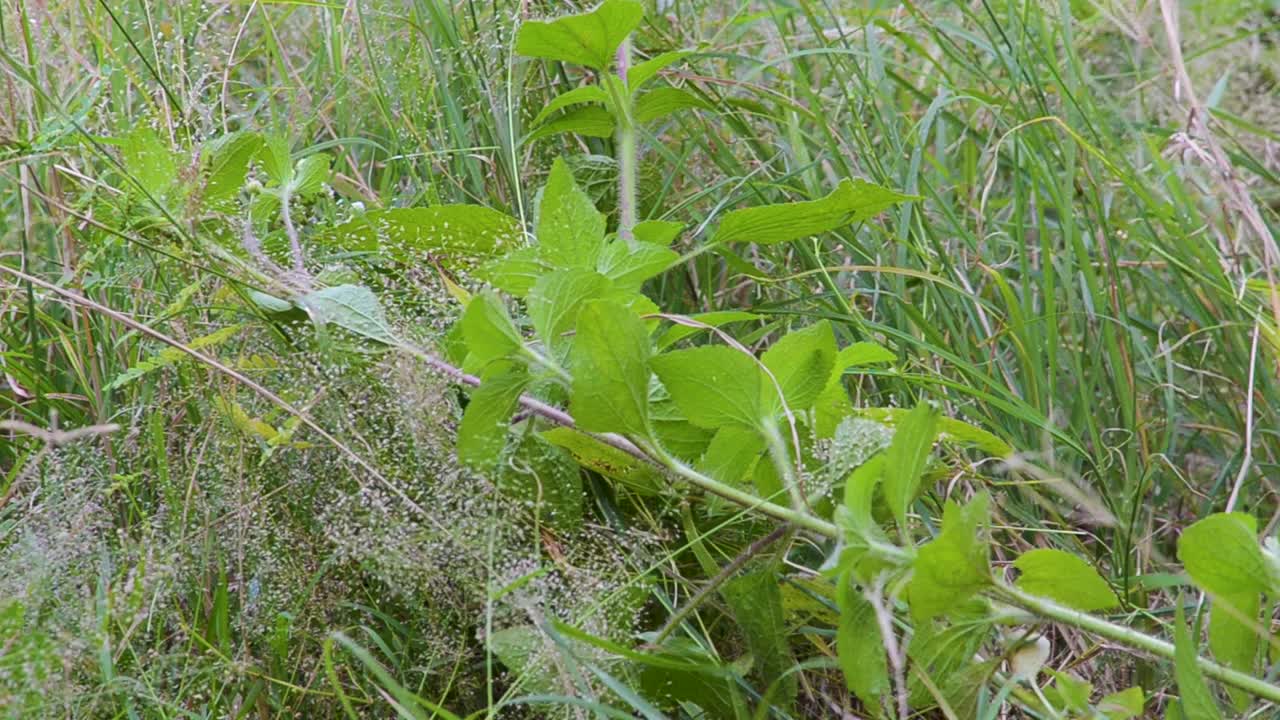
xmin=761 ymin=321 xmax=837 ymax=411
xmin=1044 ymin=670 xmax=1093 ymax=713
xmin=248 ymin=290 xmax=294 ymax=313
xmin=711 ymin=178 xmax=917 ymax=245
xmin=570 ymin=300 xmax=652 ymax=436
xmin=457 ymin=364 xmax=528 ymax=467
xmin=488 ymin=625 xmax=557 ymax=693
xmin=834 ymin=456 xmax=895 ymax=581
xmin=638 ymin=655 xmax=742 ymax=717
xmin=527 ymin=269 xmax=611 ymax=351
xmin=752 ymin=459 xmax=785 ymax=505
xmin=1174 ymin=601 xmax=1224 ymax=720
xmin=1013 ymin=549 xmax=1118 ymax=611
xmin=835 ymin=573 xmax=887 ymax=708
xmin=537 ymin=158 xmax=607 ymax=268
xmin=461 ymin=291 xmax=524 ymax=371
xmin=634 ymin=87 xmax=711 ymax=124
xmin=836 ymin=341 xmax=896 ymax=368
xmin=532 ymin=85 xmax=612 ymax=126
xmin=934 ymin=417 xmax=1014 ymax=457
xmin=933 ymin=658 xmax=999 ymax=719
xmin=908 ymin=493 xmax=991 ymax=621
xmin=1179 ymin=515 xmax=1267 ymax=699
xmin=857 ymin=406 xmax=1013 ymax=459
xmin=526 ymin=105 xmax=616 ymax=142
xmin=1098 ymin=686 xmax=1146 ymax=719
xmin=882 ymin=401 xmax=940 ymax=532
xmin=298 ymin=285 xmax=397 ymax=344
xmin=697 ymin=426 xmax=764 ymax=484
xmin=319 ymin=206 xmax=521 ymax=266
xmin=813 ymin=342 xmax=895 ymax=437
xmin=628 ymin=50 xmax=694 ymax=90
xmin=652 ymin=418 xmax=714 ymax=462
xmin=627 ymin=635 xmax=740 ymax=716
xmin=290 ymin=153 xmax=330 ymax=197
xmin=841 ymin=455 xmax=885 ymax=532
xmin=657 ymin=311 xmax=761 ymax=348
xmin=813 ymin=379 xmax=853 ymax=439
xmin=260 ymin=134 xmax=292 ymax=187
xmin=121 ymin=126 xmax=176 ymax=198
xmin=598 ymin=240 xmax=678 ymax=290
xmin=540 ymin=426 xmax=665 ymax=495
xmin=649 ymin=346 xmax=779 ymax=430
xmin=478 ymin=247 xmax=546 ymax=297
xmin=1208 ymin=591 xmax=1260 ymax=701
xmin=721 ymin=571 xmax=795 ymax=709
xmin=633 ymin=219 xmax=685 ymax=245
xmin=499 ymin=434 xmax=583 ymax=531
xmin=515 ymin=0 xmax=644 ymax=70
xmin=203 ymin=131 xmax=262 ymax=202
xmin=248 ymin=191 xmax=280 ymax=222
xmin=1177 ymin=513 xmax=1270 ymax=596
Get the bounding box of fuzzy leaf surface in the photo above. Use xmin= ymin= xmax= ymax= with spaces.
xmin=515 ymin=0 xmax=645 ymax=70
xmin=570 ymin=300 xmax=652 ymax=436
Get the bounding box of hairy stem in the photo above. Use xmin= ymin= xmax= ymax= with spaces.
xmin=279 ymin=190 xmax=307 ymax=277
xmin=615 ymin=38 xmax=637 ymax=246
xmin=989 ymin=583 xmax=1280 ymax=705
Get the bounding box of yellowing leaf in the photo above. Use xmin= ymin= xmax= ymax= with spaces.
xmin=711 ymin=178 xmax=917 ymax=246
xmin=318 ymin=205 xmax=521 ymax=266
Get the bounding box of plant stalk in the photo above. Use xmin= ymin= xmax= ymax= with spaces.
xmin=990 ymin=583 xmax=1280 ymax=704
xmin=615 ymin=38 xmax=637 ymax=246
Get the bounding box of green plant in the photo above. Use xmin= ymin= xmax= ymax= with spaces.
xmin=4 ymin=0 xmax=1280 ymax=717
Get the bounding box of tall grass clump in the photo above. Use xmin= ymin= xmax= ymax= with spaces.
xmin=2 ymin=0 xmax=1278 ymax=718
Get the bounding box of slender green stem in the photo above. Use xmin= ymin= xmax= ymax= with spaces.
xmin=614 ymin=38 xmax=637 ymax=246
xmin=647 ymin=443 xmax=837 ymax=537
xmin=761 ymin=417 xmax=806 ymax=512
xmin=990 ymin=583 xmax=1280 ymax=705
